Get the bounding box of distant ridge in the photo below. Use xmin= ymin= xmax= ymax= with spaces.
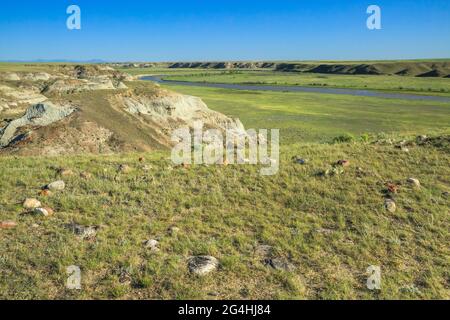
xmin=112 ymin=60 xmax=450 ymax=78
xmin=0 ymin=59 xmax=107 ymax=64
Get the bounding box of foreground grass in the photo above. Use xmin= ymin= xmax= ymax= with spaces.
xmin=160 ymin=83 xmax=450 ymax=145
xmin=1 ymin=137 xmax=449 ymax=299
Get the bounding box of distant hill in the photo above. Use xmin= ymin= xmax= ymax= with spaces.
xmin=113 ymin=60 xmax=450 ymax=78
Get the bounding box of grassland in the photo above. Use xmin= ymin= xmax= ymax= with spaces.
xmin=1 ymin=63 xmax=449 ymax=300
xmin=158 ymin=71 xmax=450 ymax=96
xmin=160 ymin=83 xmax=450 ymax=144
xmin=1 ymin=136 xmax=449 ymax=299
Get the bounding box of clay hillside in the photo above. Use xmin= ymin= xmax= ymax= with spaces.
xmin=0 ymin=65 xmax=245 ymax=156
xmin=115 ymin=60 xmax=450 ymax=78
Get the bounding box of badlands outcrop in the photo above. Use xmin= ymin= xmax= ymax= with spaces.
xmin=0 ymin=65 xmax=247 ymax=155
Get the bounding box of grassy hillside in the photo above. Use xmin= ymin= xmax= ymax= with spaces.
xmin=1 ymin=136 xmax=449 ymax=299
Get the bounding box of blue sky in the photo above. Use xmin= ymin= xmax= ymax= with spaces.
xmin=0 ymin=0 xmax=449 ymax=61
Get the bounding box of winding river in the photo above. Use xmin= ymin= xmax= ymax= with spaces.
xmin=141 ymin=75 xmax=450 ymax=102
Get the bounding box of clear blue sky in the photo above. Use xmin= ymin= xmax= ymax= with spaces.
xmin=0 ymin=0 xmax=449 ymax=61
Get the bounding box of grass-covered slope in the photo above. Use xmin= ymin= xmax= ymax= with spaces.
xmin=0 ymin=136 xmax=449 ymax=299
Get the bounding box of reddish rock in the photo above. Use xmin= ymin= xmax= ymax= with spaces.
xmin=0 ymin=221 xmax=17 ymax=229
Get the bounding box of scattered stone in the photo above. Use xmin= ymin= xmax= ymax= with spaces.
xmin=33 ymin=207 xmax=54 ymax=217
xmin=264 ymin=258 xmax=296 ymax=272
xmin=80 ymin=171 xmax=92 ymax=179
xmin=188 ymin=256 xmax=219 ymax=276
xmin=207 ymin=291 xmax=220 ymax=297
xmin=293 ymin=156 xmax=308 ymax=165
xmin=443 ymin=191 xmax=449 ymax=198
xmin=45 ymin=180 xmax=65 ymax=191
xmin=255 ymin=245 xmax=274 ymax=257
xmin=416 ymin=135 xmax=427 ymax=143
xmin=71 ymin=224 xmax=98 ymax=240
xmin=144 ymin=239 xmax=160 ymax=252
xmin=39 ymin=189 xmax=52 ymax=197
xmin=407 ymin=178 xmax=421 ymax=188
xmin=58 ymin=168 xmax=74 ymax=177
xmin=119 ymin=269 xmax=132 ymax=284
xmin=336 ymin=159 xmax=350 ymax=167
xmin=0 ymin=221 xmax=17 ymax=229
xmin=386 ymin=183 xmax=399 ymax=194
xmin=168 ymin=226 xmax=180 ymax=236
xmin=118 ymin=164 xmax=132 ymax=173
xmin=31 ymin=223 xmax=40 ymax=228
xmin=316 ymin=228 xmax=334 ymax=235
xmin=395 ymin=140 xmax=407 ymax=148
xmin=23 ymin=198 xmax=41 ymax=209
xmin=384 ymin=199 xmax=397 ymax=213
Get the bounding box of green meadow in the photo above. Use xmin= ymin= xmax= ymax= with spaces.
xmin=162 ymin=71 xmax=450 ymax=96
xmin=160 ymin=83 xmax=450 ymax=144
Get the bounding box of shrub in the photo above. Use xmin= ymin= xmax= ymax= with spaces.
xmin=360 ymin=133 xmax=371 ymax=143
xmin=332 ymin=133 xmax=355 ymax=144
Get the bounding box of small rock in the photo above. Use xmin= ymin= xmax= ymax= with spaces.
xmin=336 ymin=160 xmax=350 ymax=167
xmin=144 ymin=239 xmax=160 ymax=252
xmin=188 ymin=256 xmax=219 ymax=276
xmin=0 ymin=221 xmax=17 ymax=229
xmin=407 ymin=178 xmax=421 ymax=188
xmin=23 ymin=198 xmax=41 ymax=209
xmin=207 ymin=291 xmax=219 ymax=297
xmin=264 ymin=258 xmax=296 ymax=272
xmin=39 ymin=189 xmax=52 ymax=197
xmin=45 ymin=180 xmax=65 ymax=191
xmin=34 ymin=207 xmax=54 ymax=217
xmin=58 ymin=168 xmax=74 ymax=177
xmin=31 ymin=223 xmax=40 ymax=228
xmin=316 ymin=228 xmax=334 ymax=235
xmin=80 ymin=171 xmax=92 ymax=179
xmin=119 ymin=269 xmax=132 ymax=284
xmin=118 ymin=164 xmax=132 ymax=174
xmin=416 ymin=135 xmax=427 ymax=143
xmin=386 ymin=183 xmax=399 ymax=194
xmin=255 ymin=245 xmax=274 ymax=257
xmin=384 ymin=199 xmax=397 ymax=213
xmin=293 ymin=156 xmax=308 ymax=165
xmin=71 ymin=224 xmax=98 ymax=240
xmin=168 ymin=226 xmax=180 ymax=236
xmin=443 ymin=191 xmax=449 ymax=198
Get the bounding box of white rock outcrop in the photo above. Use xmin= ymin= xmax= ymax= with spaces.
xmin=0 ymin=102 xmax=76 ymax=147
